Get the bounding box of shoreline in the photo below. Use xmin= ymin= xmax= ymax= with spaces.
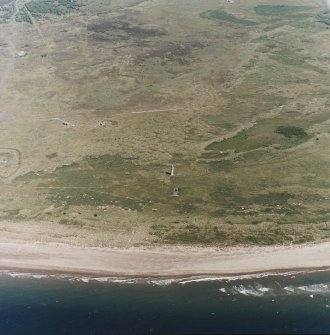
xmin=1 ymin=266 xmax=330 ymax=283
xmin=0 ymin=239 xmax=330 ymax=278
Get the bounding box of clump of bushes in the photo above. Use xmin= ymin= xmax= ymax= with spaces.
xmin=275 ymin=126 xmax=307 ymax=138
xmin=15 ymin=9 xmax=32 ymax=24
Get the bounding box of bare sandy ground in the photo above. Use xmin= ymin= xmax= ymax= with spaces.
xmin=0 ymin=239 xmax=329 ymax=277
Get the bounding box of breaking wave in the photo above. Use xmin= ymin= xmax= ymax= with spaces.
xmin=223 ymin=282 xmax=330 ymax=297
xmin=1 ymin=269 xmax=330 ymax=297
xmin=283 ymin=284 xmax=330 ymax=294
xmin=230 ymin=284 xmax=271 ymax=297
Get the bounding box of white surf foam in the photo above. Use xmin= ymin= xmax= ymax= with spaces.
xmin=230 ymin=284 xmax=271 ymax=297
xmin=148 ymin=279 xmax=178 ymax=286
xmin=1 ymin=268 xmax=330 ymax=290
xmin=283 ymin=286 xmax=295 ymax=293
xmin=297 ymin=284 xmax=329 ymax=293
xmin=283 ymin=283 xmax=330 ymax=295
xmin=176 ymin=270 xmax=319 ymax=285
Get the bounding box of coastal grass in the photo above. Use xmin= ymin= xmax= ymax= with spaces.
xmin=150 ymin=221 xmax=318 ymax=246
xmin=0 ymin=0 xmax=329 ymax=247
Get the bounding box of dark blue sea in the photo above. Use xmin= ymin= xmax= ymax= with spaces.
xmin=0 ymin=269 xmax=330 ymax=334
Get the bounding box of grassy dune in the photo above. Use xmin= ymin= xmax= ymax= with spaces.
xmin=0 ymin=0 xmax=329 ymax=247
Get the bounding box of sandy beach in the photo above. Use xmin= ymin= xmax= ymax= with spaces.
xmin=0 ymin=239 xmax=329 ymax=277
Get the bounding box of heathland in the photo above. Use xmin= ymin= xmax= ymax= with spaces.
xmin=0 ymin=0 xmax=330 ymax=249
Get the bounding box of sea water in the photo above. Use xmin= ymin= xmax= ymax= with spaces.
xmin=0 ymin=270 xmax=330 ymax=334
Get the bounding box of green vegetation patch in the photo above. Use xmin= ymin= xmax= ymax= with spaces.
xmin=200 ymin=9 xmax=257 ymax=26
xmin=275 ymin=126 xmax=307 ymax=138
xmin=267 ymin=46 xmax=325 ymax=73
xmin=199 ymin=151 xmax=230 ymax=160
xmin=87 ymin=19 xmax=167 ymax=40
xmin=209 ymin=182 xmax=246 ymax=208
xmin=48 ymin=154 xmax=139 ymax=188
xmin=209 ymin=189 xmax=299 ymax=218
xmin=254 ymin=5 xmax=313 ymax=17
xmin=269 ymin=54 xmax=305 ymax=67
xmin=318 ymin=11 xmax=330 ymax=25
xmin=176 ymin=203 xmax=198 ymax=214
xmin=86 ymin=154 xmax=137 ymax=173
xmin=150 ymin=222 xmax=310 ymax=246
xmin=25 ymin=0 xmax=81 ymax=17
xmin=51 ymin=189 xmax=143 ymax=211
xmin=17 ymin=154 xmax=145 ymax=211
xmin=269 ymin=52 xmax=325 ymax=73
xmin=254 ymin=192 xmax=293 ymax=207
xmin=46 ymin=152 xmax=58 ymax=159
xmin=205 ymin=118 xmax=310 ymax=153
xmin=15 ymin=8 xmax=32 ymax=24
xmin=209 ymin=160 xmax=234 ymax=172
xmin=135 ymin=41 xmax=204 ymax=65
xmin=241 ymin=151 xmax=265 ymax=161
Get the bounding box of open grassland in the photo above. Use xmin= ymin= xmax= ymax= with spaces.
xmin=0 ymin=0 xmax=330 ymax=247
